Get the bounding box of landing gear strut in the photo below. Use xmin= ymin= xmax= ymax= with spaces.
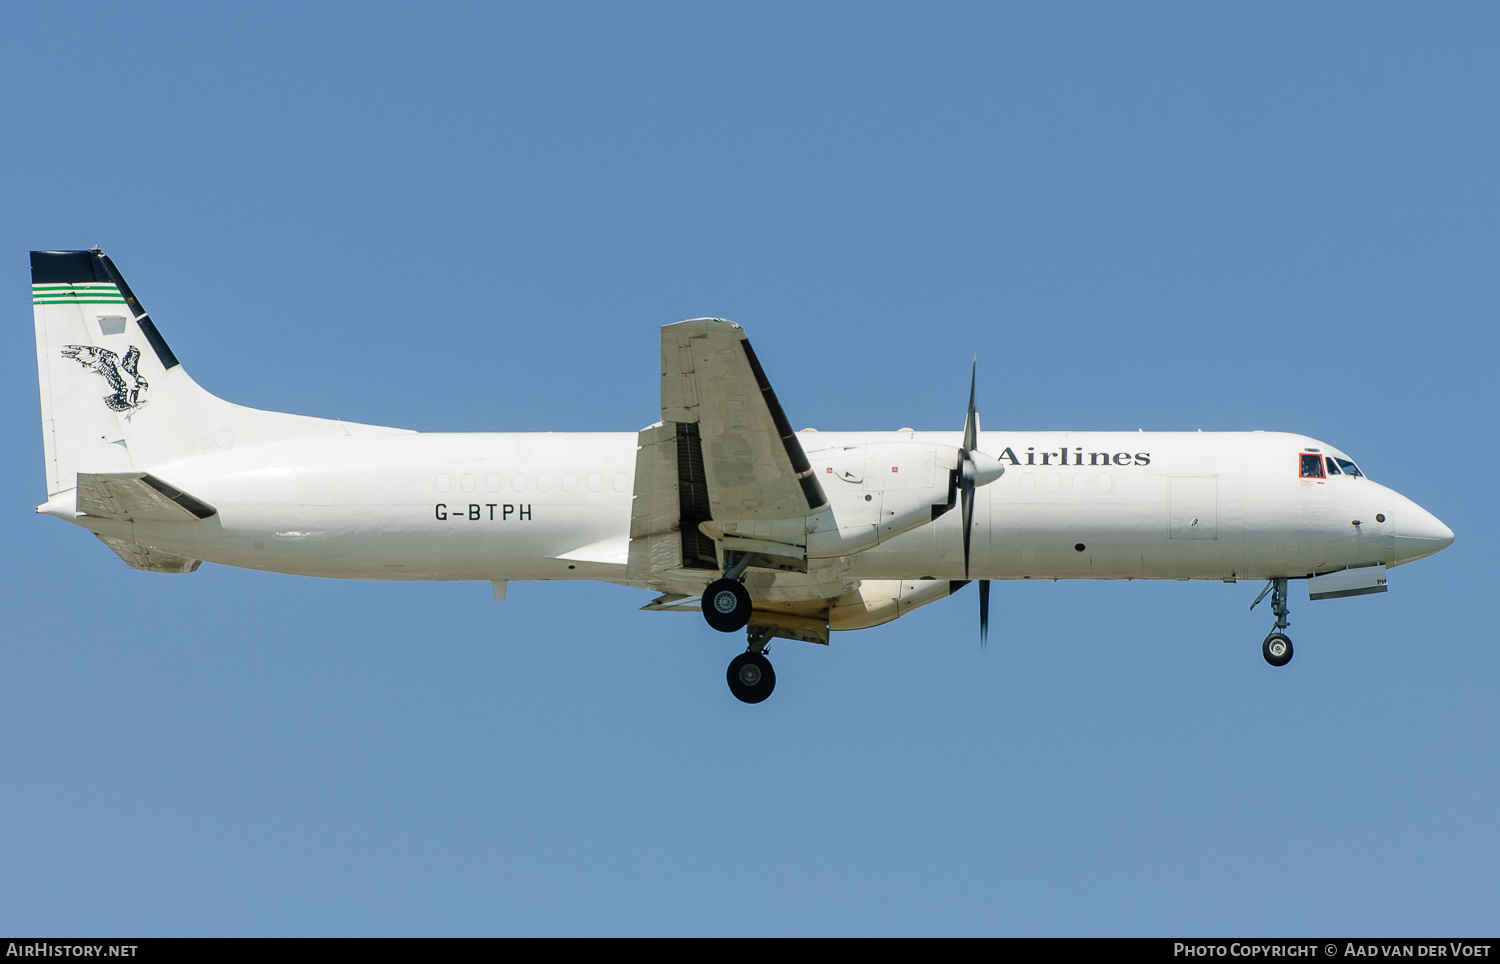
xmin=1251 ymin=577 xmax=1294 ymax=667
xmin=727 ymin=629 xmax=776 ymax=703
xmin=701 ymin=551 xmax=753 ymax=633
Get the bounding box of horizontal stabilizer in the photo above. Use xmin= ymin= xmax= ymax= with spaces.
xmin=77 ymin=472 xmax=217 ymax=523
xmin=95 ymin=534 xmax=202 ymax=573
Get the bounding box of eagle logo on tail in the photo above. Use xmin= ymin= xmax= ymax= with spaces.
xmin=61 ymin=344 xmax=149 ymax=412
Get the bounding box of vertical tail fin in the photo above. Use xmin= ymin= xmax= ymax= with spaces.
xmin=33 ymin=247 xmax=407 ymax=499
xmin=32 ymin=248 xmax=191 ymax=495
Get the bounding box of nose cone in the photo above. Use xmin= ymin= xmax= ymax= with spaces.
xmin=1394 ymin=502 xmax=1455 ymax=566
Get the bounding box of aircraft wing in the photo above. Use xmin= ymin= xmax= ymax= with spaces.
xmin=628 ymin=319 xmax=827 ymax=579
xmin=659 ymin=318 xmax=826 ymax=520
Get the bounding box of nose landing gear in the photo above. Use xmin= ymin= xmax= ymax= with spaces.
xmin=1262 ymin=632 xmax=1293 ymax=667
xmin=1251 ymin=577 xmax=1294 ymax=667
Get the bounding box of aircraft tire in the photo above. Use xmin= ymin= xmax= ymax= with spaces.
xmin=1262 ymin=633 xmax=1293 ymax=667
xmin=727 ymin=652 xmax=776 ymax=704
xmin=702 ymin=578 xmax=753 ymax=633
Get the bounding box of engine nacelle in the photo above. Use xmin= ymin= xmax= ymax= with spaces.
xmin=804 ymin=441 xmax=962 ymax=559
xmin=828 ymin=578 xmax=964 ymax=631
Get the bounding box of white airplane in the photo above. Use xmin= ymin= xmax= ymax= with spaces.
xmin=32 ymin=248 xmax=1454 ymax=703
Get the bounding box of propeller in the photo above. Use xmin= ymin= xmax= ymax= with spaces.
xmin=958 ymin=358 xmax=1003 ymax=647
xmin=960 ymin=359 xmax=979 ymax=578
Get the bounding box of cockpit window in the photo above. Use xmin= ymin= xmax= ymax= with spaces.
xmin=1299 ymin=453 xmax=1325 ymax=479
xmin=1325 ymin=457 xmax=1342 ymax=475
xmin=1334 ymin=458 xmax=1363 ymax=478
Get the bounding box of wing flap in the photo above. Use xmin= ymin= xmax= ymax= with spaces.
xmin=550 ymin=536 xmax=630 ymax=567
xmin=627 ymin=421 xmax=718 ymax=577
xmin=746 ymin=611 xmax=830 ymax=646
xmin=639 ymin=593 xmax=698 ymax=612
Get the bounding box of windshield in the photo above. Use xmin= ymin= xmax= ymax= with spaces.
xmin=1302 ymin=453 xmax=1368 ymax=480
xmin=1326 ymin=456 xmax=1364 ymax=478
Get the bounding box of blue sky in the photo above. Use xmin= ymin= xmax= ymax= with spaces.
xmin=1 ymin=3 xmax=1495 ymax=935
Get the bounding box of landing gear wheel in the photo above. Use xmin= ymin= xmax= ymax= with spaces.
xmin=1263 ymin=633 xmax=1293 ymax=667
xmin=702 ymin=578 xmax=752 ymax=633
xmin=727 ymin=652 xmax=776 ymax=704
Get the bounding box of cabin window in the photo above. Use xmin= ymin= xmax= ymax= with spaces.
xmin=486 ymin=474 xmax=502 ymax=493
xmin=537 ymin=473 xmax=552 ymax=493
xmin=562 ymin=473 xmax=577 ymax=493
xmin=511 ymin=474 xmax=526 ymax=492
xmin=613 ymin=473 xmax=629 ymax=492
xmin=461 ymin=473 xmax=476 ymax=493
xmin=588 ymin=473 xmax=603 ymax=493
xmin=436 ymin=473 xmax=451 ymax=493
xmin=1299 ymin=454 xmax=1325 ymax=479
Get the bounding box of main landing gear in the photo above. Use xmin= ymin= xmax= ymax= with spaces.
xmin=728 ymin=651 xmax=776 ymax=702
xmin=701 ymin=553 xmax=778 ymax=703
xmin=727 ymin=628 xmax=777 ymax=703
xmin=1251 ymin=577 xmax=1294 ymax=667
xmin=702 ymin=578 xmax=752 ymax=632
xmin=701 ymin=551 xmax=754 ymax=633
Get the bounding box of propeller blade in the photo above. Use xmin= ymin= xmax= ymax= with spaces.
xmin=962 ymin=357 xmax=978 ymax=454
xmin=979 ymin=579 xmax=989 ymax=648
xmin=961 ymin=474 xmax=974 ymax=579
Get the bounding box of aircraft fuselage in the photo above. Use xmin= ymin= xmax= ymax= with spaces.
xmin=40 ymin=428 xmax=1447 ymax=586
